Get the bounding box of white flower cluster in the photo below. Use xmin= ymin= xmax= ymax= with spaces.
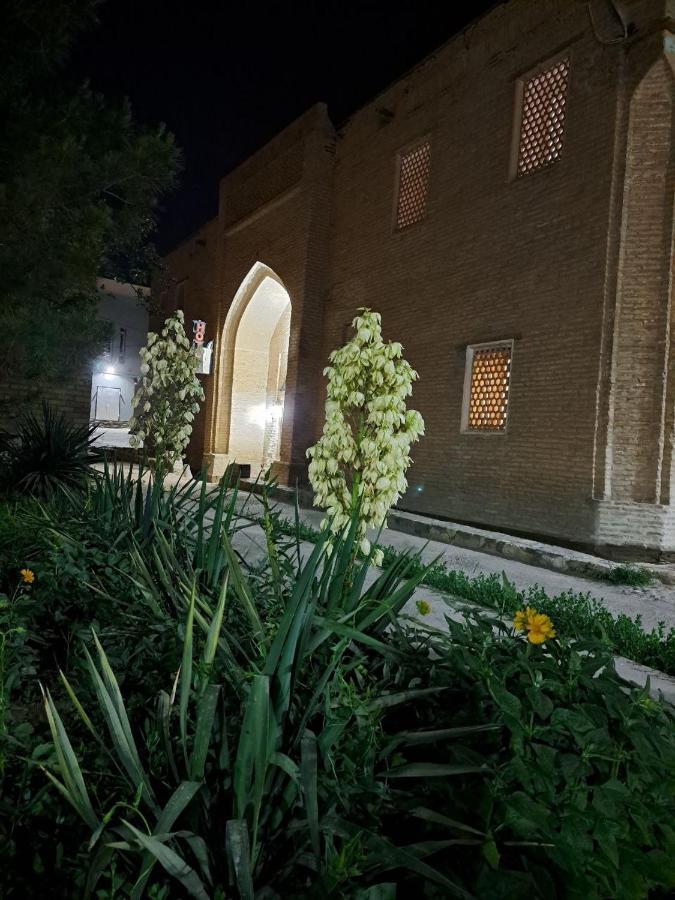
xmin=307 ymin=308 xmax=424 ymax=564
xmin=128 ymin=310 xmax=205 ymax=471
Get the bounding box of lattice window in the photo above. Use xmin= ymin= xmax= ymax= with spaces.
xmin=395 ymin=140 xmax=431 ymax=230
xmin=462 ymin=342 xmax=513 ymax=433
xmin=516 ymin=57 xmax=570 ymax=177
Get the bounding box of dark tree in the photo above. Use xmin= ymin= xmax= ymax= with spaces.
xmin=0 ymin=0 xmax=180 ymax=384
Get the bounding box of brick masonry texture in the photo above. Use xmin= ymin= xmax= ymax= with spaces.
xmin=161 ymin=0 xmax=675 ymax=557
xmin=0 ymin=373 xmax=91 ymax=433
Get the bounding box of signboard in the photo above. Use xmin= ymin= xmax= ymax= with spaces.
xmin=192 ymin=320 xmax=212 ymax=374
xmin=195 ymin=341 xmax=213 ymax=375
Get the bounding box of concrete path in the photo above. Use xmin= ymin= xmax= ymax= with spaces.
xmin=253 ymin=493 xmax=675 ymax=634
xmin=93 ymin=425 xmax=136 ymax=449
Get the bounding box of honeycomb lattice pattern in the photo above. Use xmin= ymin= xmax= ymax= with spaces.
xmin=396 ymin=141 xmax=431 ymax=229
xmin=467 ymin=345 xmax=512 ymax=432
xmin=517 ymin=57 xmax=569 ymax=177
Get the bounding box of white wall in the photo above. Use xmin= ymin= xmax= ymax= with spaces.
xmin=90 ymin=278 xmax=149 ymax=422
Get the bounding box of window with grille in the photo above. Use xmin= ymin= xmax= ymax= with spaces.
xmin=461 ymin=341 xmax=513 ymax=433
xmin=515 ymin=56 xmax=570 ymax=178
xmin=395 ymin=140 xmax=431 ymax=230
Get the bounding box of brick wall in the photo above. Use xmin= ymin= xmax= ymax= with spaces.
xmin=0 ymin=372 xmax=91 ymax=433
xmin=162 ymin=0 xmax=675 ymax=555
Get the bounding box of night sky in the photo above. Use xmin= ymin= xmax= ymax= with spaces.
xmin=68 ymin=1 xmax=496 ymax=253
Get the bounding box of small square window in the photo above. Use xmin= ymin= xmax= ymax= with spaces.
xmin=514 ymin=56 xmax=570 ymax=178
xmin=461 ymin=341 xmax=513 ymax=433
xmin=395 ymin=140 xmax=431 ymax=230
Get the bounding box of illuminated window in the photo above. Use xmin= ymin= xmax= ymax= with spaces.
xmin=395 ymin=140 xmax=431 ymax=230
xmin=461 ymin=341 xmax=513 ymax=433
xmin=515 ymin=56 xmax=570 ymax=178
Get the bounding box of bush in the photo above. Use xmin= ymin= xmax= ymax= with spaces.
xmin=3 ymin=468 xmax=675 ymax=897
xmin=375 ymin=610 xmax=675 ymax=898
xmin=0 ymin=401 xmax=100 ymax=499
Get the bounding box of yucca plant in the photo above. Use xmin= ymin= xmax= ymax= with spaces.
xmin=0 ymin=401 xmax=101 ymax=499
xmin=42 ymin=507 xmax=490 ymax=898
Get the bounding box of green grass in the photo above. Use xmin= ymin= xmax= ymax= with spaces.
xmin=601 ymin=563 xmax=654 ymax=587
xmin=266 ymin=512 xmax=675 ymax=677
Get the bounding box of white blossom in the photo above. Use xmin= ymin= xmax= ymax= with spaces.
xmin=307 ymin=308 xmax=424 ymax=559
xmin=128 ymin=310 xmax=205 ymax=473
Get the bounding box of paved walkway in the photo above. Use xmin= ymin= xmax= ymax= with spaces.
xmin=252 ymin=494 xmax=675 ymax=634
xmin=93 ymin=425 xmax=136 ymax=449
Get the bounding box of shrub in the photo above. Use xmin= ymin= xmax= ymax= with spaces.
xmin=40 ymin=539 xmax=675 ymax=898
xmin=0 ymin=401 xmax=100 ymax=499
xmin=42 ymin=518 xmax=441 ymax=898
xmin=377 ymin=610 xmax=675 ymax=899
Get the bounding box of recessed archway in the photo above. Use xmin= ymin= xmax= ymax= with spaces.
xmin=207 ymin=262 xmax=292 ymax=480
xmin=229 ymin=276 xmax=291 ymax=477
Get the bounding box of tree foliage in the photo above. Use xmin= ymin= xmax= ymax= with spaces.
xmin=0 ymin=0 xmax=180 ymax=384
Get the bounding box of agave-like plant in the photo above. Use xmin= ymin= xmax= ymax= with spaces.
xmin=42 ymin=509 xmax=490 ymax=898
xmin=0 ymin=401 xmax=101 ymax=499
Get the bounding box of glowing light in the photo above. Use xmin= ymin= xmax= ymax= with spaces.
xmin=248 ymin=404 xmax=268 ymax=427
xmin=105 ymin=366 xmax=116 ymax=375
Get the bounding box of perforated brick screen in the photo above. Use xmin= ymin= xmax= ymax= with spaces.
xmin=467 ymin=344 xmax=512 ymax=432
xmin=396 ymin=141 xmax=431 ymax=229
xmin=517 ymin=57 xmax=569 ymax=177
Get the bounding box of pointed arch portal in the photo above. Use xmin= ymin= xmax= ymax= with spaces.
xmin=211 ymin=262 xmax=292 ymax=479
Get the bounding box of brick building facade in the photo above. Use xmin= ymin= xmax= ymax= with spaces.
xmin=161 ymin=0 xmax=675 ymax=558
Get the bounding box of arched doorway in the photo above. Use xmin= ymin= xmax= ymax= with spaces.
xmin=224 ymin=267 xmax=291 ymax=478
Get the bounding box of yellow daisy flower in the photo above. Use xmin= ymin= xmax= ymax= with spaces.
xmin=20 ymin=568 xmax=35 ymax=585
xmin=513 ymin=606 xmax=555 ymax=644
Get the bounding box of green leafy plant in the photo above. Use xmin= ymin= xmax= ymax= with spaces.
xmin=42 ymin=515 xmax=470 ymax=898
xmin=603 ymin=563 xmax=653 ymax=587
xmin=0 ymin=402 xmax=101 ymax=499
xmin=384 ymin=609 xmax=675 ymax=899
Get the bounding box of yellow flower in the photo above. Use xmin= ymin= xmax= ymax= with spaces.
xmin=512 ymin=609 xmax=528 ymax=632
xmin=416 ymin=599 xmax=432 ymax=616
xmin=20 ymin=568 xmax=35 ymax=585
xmin=513 ymin=606 xmax=555 ymax=644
